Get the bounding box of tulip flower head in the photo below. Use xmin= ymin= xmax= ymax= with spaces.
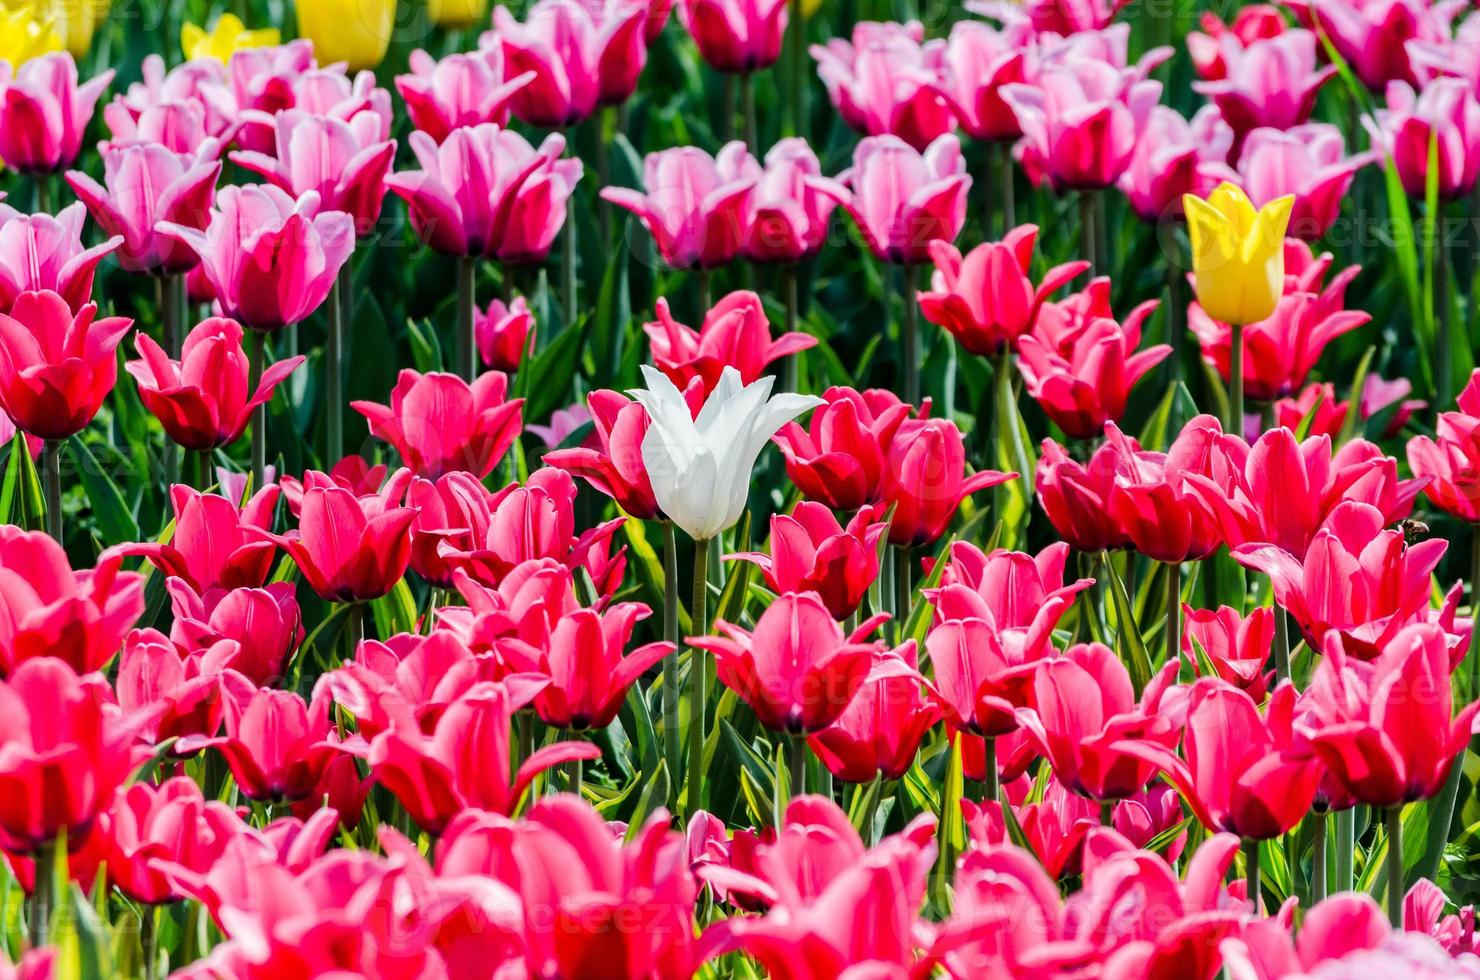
xmin=1193 ymin=30 xmax=1336 ymax=136
xmin=1187 ymin=5 xmax=1289 ymax=81
xmin=1183 ymin=182 xmax=1294 ymax=327
xmin=645 ymin=289 xmax=816 ymax=393
xmin=352 ymin=369 xmax=524 ymax=480
xmin=1229 ymin=124 xmax=1373 ymax=240
xmin=1117 ymin=104 xmax=1232 ymax=222
xmin=395 ymin=48 xmax=533 ymax=143
xmin=603 ymin=142 xmax=759 ymax=270
xmin=741 ymin=138 xmax=837 ymax=264
xmin=811 ymin=20 xmax=956 ymax=151
xmin=809 ymin=644 xmax=939 ymax=783
xmin=296 ymin=0 xmax=396 ymax=71
xmin=773 ymin=386 xmax=917 ymax=512
xmin=679 ymin=0 xmax=789 ymax=73
xmin=0 ymin=51 xmax=111 ymax=173
xmin=181 ymin=14 xmax=279 ymax=63
xmin=629 ymin=364 xmax=823 ymax=541
xmin=0 ymin=203 xmax=121 ymax=313
xmin=124 ymin=483 xmax=281 ymax=593
xmin=1409 ymin=369 xmax=1480 ymax=522
xmin=0 ymin=289 xmax=132 ymax=440
xmin=1366 ymin=77 xmax=1480 ymax=200
xmin=729 ymin=501 xmax=887 ymax=620
xmin=879 ymin=416 xmax=1016 ymax=547
xmin=939 ymin=19 xmax=1029 ymax=142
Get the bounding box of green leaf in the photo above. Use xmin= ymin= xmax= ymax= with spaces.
xmin=1337 ymin=346 xmax=1376 ymax=446
xmin=1105 ymin=554 xmax=1154 ymax=695
xmin=68 ymin=436 xmax=139 ymax=543
xmin=370 ymin=579 xmax=418 ymax=639
xmin=623 ymin=761 xmax=670 ymax=842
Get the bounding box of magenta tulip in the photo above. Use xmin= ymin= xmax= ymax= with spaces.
xmin=812 ymin=21 xmax=955 ymax=151
xmin=124 ymin=484 xmax=280 ymax=593
xmin=1117 ymin=105 xmax=1233 ymax=222
xmin=729 ymin=501 xmax=887 ymax=620
xmin=679 ymin=0 xmax=788 ymax=73
xmin=0 ymin=204 xmax=122 ymax=313
xmin=1227 ymin=124 xmax=1373 ymax=240
xmin=1409 ymin=369 xmax=1480 ymax=522
xmin=879 ymin=417 xmax=1015 ymax=546
xmin=0 ymin=290 xmax=133 ymax=440
xmin=645 ymin=289 xmax=816 ymax=392
xmin=492 ymin=0 xmax=652 ymax=126
xmin=1366 ymin=77 xmax=1480 ymax=199
xmin=773 ymin=386 xmax=917 ymax=512
xmin=0 ymin=53 xmax=113 ymax=173
xmin=352 ymin=369 xmax=523 ymax=480
xmin=1018 ymin=318 xmax=1171 ymax=439
xmin=1194 ymin=30 xmax=1336 ymax=136
xmin=741 ymin=139 xmax=837 ymax=263
xmin=394 ymin=47 xmax=534 ymax=143
xmin=602 ymin=142 xmax=758 ymax=270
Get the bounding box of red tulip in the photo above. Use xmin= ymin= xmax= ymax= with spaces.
xmin=773 ymin=386 xmax=918 ymax=512
xmin=0 ymin=290 xmax=133 ymax=440
xmin=127 ymin=317 xmax=304 ymax=451
xmin=1182 ymin=604 xmax=1275 ymax=701
xmin=124 ymin=484 xmax=279 ymax=593
xmin=1018 ymin=318 xmax=1170 ymax=439
xmin=692 ymin=593 xmax=890 ymax=733
xmin=279 ymin=456 xmax=386 ymax=516
xmin=918 ymin=226 xmax=1088 ymax=357
xmin=929 ymin=541 xmax=1094 ymax=660
xmin=102 ymin=777 xmax=241 ymax=904
xmin=679 ymin=0 xmax=789 ymax=73
xmin=0 ymin=658 xmax=140 ymax=852
xmin=258 ymin=474 xmax=417 ymax=602
xmin=114 ymin=627 xmax=223 ymax=746
xmin=1104 ymin=417 xmax=1226 ymax=564
xmin=1116 ymin=678 xmax=1321 ymax=839
xmin=1409 ymin=368 xmax=1480 ymax=522
xmin=729 ymin=501 xmax=887 ymax=620
xmin=1031 ymin=275 xmax=1160 ymax=359
xmin=1299 ymin=623 xmax=1479 ymax=807
xmin=645 ymin=289 xmax=816 ymax=393
xmin=167 ymin=579 xmax=302 ymax=688
xmin=880 ymin=417 xmax=1015 ymax=547
xmin=1035 ymin=436 xmax=1135 ymax=552
xmin=809 ymin=644 xmax=939 ymax=783
xmin=0 ymin=205 xmax=121 ymax=314
xmin=924 ymin=617 xmax=1046 ymax=738
xmin=1015 ymin=644 xmax=1182 ymax=800
xmin=0 ymin=526 xmax=144 ymax=675
xmin=352 ymin=368 xmax=523 ymax=480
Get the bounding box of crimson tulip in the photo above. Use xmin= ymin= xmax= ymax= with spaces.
xmin=102 ymin=777 xmax=242 ymax=904
xmin=114 ymin=627 xmax=223 ymax=746
xmin=0 ymin=290 xmax=133 ymax=440
xmin=773 ymin=386 xmax=917 ymax=512
xmin=124 ymin=484 xmax=280 ymax=593
xmin=729 ymin=502 xmax=886 ymax=621
xmin=1183 ymin=604 xmax=1275 ymax=701
xmin=352 ymin=368 xmax=523 ymax=480
xmin=1035 ymin=436 xmax=1135 ymax=552
xmin=1018 ymin=318 xmax=1171 ymax=439
xmin=1409 ymin=368 xmax=1480 ymax=522
xmin=929 ymin=541 xmax=1093 ymax=660
xmin=880 ymin=417 xmax=1015 ymax=547
xmin=645 ymin=289 xmax=816 ymax=393
xmin=167 ymin=579 xmax=302 ymax=688
xmin=809 ymin=645 xmax=939 ymax=783
xmin=679 ymin=0 xmax=788 ymax=73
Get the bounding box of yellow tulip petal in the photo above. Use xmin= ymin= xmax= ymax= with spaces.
xmin=1207 ymin=182 xmax=1258 ymax=238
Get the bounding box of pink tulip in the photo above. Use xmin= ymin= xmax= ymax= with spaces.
xmin=0 ymin=290 xmax=133 ymax=440
xmin=811 ymin=134 xmax=970 ymax=265
xmin=0 ymin=53 xmax=113 ymax=173
xmin=773 ymin=386 xmax=917 ymax=512
xmin=1029 ymin=275 xmax=1158 ymax=357
xmin=475 ymin=295 xmax=533 ymax=372
xmin=432 ymin=559 xmax=586 ymax=659
xmin=1103 ymin=417 xmax=1226 ymax=564
xmin=1366 ymin=77 xmax=1480 ymax=199
xmin=492 ymin=0 xmax=653 ymax=126
xmin=742 ymin=138 xmax=837 ymax=263
xmin=679 ymin=0 xmax=788 ymax=73
xmin=918 ymin=225 xmax=1088 ymax=357
xmin=645 ymin=289 xmax=816 ymax=392
xmin=351 ymin=368 xmax=524 ymax=480
xmin=127 ymin=317 xmax=304 ymax=451
xmin=167 ymin=579 xmax=302 ymax=688
xmin=602 ymin=142 xmax=758 ymax=270
xmin=880 ymin=417 xmax=1016 ymax=546
xmin=809 ymin=645 xmax=939 ymax=783
xmin=258 ymin=473 xmax=417 ymax=602
xmin=394 ymin=48 xmax=534 ymax=143
xmin=691 ymin=593 xmax=890 ymax=733
xmin=0 ymin=658 xmax=139 ymax=852
xmin=545 ymin=388 xmax=676 ymax=520
xmin=1188 ymin=5 xmax=1290 ymax=81
xmin=1223 ymin=124 xmax=1373 ymax=239
xmin=320 ymin=630 xmax=497 ymax=741
xmin=230 ymin=109 xmax=397 ymax=237
xmin=103 ymin=54 xmax=233 ymax=146
xmin=65 ymin=142 xmax=222 ymax=275
xmin=279 ymin=456 xmax=384 ymax=515
xmin=974 ymin=0 xmax=1130 ymax=34
xmin=729 ymin=501 xmax=887 ymax=620
xmin=114 ymin=627 xmax=223 ymax=746
xmin=102 ymin=777 xmax=242 ymax=905
xmin=1117 ymin=105 xmax=1234 ymax=221
xmin=385 ymin=125 xmax=580 ymax=262
xmin=924 ymin=616 xmax=1049 ymax=738
xmin=124 ymin=484 xmax=280 ymax=593
xmin=1300 ymin=623 xmax=1479 ymax=806
xmin=1409 ymin=369 xmax=1480 ymax=522
xmin=929 ymin=541 xmax=1094 ymax=659
xmin=1002 ymin=60 xmax=1162 ymax=191
xmin=1035 ymin=436 xmax=1137 ymax=552
xmin=1293 ymin=0 xmax=1453 ymax=90
xmin=1193 ymin=30 xmax=1336 ymax=136
xmin=159 ymin=184 xmax=354 ymax=332
xmin=526 ymin=401 xmax=592 ymax=447
xmin=1015 ymin=645 xmax=1181 ymax=800
xmin=1018 ymin=318 xmax=1170 ymax=439
xmin=811 ymin=21 xmax=956 ymax=151
xmin=939 ymin=20 xmax=1030 ymax=142
xmin=0 ymin=204 xmax=122 ymax=313
xmin=1189 ymin=244 xmax=1370 ymax=402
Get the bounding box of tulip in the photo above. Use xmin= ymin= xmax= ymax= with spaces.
xmin=1035 ymin=436 xmax=1136 ymax=552
xmin=1295 ymin=0 xmax=1451 ymax=90
xmin=1183 ymin=605 xmax=1275 ymax=699
xmin=811 ymin=21 xmax=955 ymax=151
xmin=124 ymin=484 xmax=279 ymax=593
xmin=395 ymin=48 xmax=532 ymax=143
xmin=879 ymin=417 xmax=1015 ymax=547
xmin=351 ymin=369 xmax=523 ymax=480
xmin=180 ymin=13 xmax=279 ymax=62
xmin=1104 ymin=417 xmax=1226 ymax=564
xmin=601 ymin=142 xmax=758 ymax=270
xmin=545 ymin=387 xmax=694 ymax=520
xmin=0 ymin=51 xmax=111 ymax=174
xmin=741 ymin=138 xmax=838 ymax=264
xmin=772 ymin=386 xmax=916 ymax=512
xmin=257 ymin=473 xmax=417 ymax=602
xmin=102 ymin=777 xmax=242 ymax=905
xmin=1300 ymin=623 xmax=1479 ymax=807
xmin=928 ymin=541 xmax=1094 ymax=658
xmin=429 ymin=0 xmax=488 ymax=27
xmin=1366 ymin=78 xmax=1480 ymax=200
xmin=924 ymin=616 xmax=1048 ymax=740
xmin=492 ymin=0 xmax=652 ymax=127
xmin=474 ymin=295 xmax=533 ymax=372
xmin=1187 ymin=5 xmax=1288 ymax=81
xmin=645 ymin=289 xmax=815 ymax=393
xmin=230 ymin=109 xmax=397 ymax=237
xmin=810 ymin=133 xmax=970 ymax=265
xmin=1116 ymin=679 xmax=1321 ymax=839
xmin=0 ymin=203 xmax=121 ymax=313
xmin=296 ymin=0 xmax=395 ymax=71
xmin=114 ymin=627 xmax=223 ymax=747
xmin=318 ymin=630 xmax=496 ymax=739
xmin=1409 ymin=369 xmax=1480 ymax=522
xmin=1015 ymin=643 xmax=1181 ymax=800
xmin=1018 ymin=319 xmax=1171 ymax=439
xmin=1028 ymin=275 xmax=1160 ymax=357
xmin=809 ymin=645 xmax=939 ymax=783
xmin=64 ymin=140 xmax=222 ymax=275
xmin=1117 ymin=105 xmax=1232 ymax=222
xmin=1229 ymin=125 xmax=1373 ymax=240
xmin=0 ymin=658 xmax=139 ymax=853
xmin=0 ymin=7 xmax=60 ymax=69
xmin=167 ymin=579 xmax=302 ymax=687
xmin=159 ymin=184 xmax=355 ymax=333
xmin=1001 ymin=60 xmax=1162 ymax=192
xmin=679 ymin=0 xmax=788 ymax=73
xmin=279 ymin=456 xmax=384 ymax=515
xmin=0 ymin=290 xmax=132 ymax=440
xmin=385 ymin=125 xmax=580 ymax=262
xmin=127 ymin=318 xmax=304 ymax=451
xmin=730 ymin=502 xmax=886 ymax=621
xmin=939 ymin=20 xmax=1028 ymax=142
xmin=0 ymin=525 xmax=143 ymax=675
xmin=1193 ymin=30 xmax=1336 ymax=136
xmin=526 ymin=401 xmax=591 ymax=447
xmin=365 ymin=680 xmax=599 ymax=833
xmin=629 ymin=364 xmax=822 ymax=541
xmin=918 ymin=225 xmax=1088 ymax=357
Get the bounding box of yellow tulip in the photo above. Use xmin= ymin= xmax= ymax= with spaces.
xmin=429 ymin=0 xmax=485 ymax=28
xmin=1182 ymin=182 xmax=1294 ymax=328
xmin=18 ymin=0 xmax=107 ymax=58
xmin=296 ymin=0 xmax=397 ymax=72
xmin=181 ymin=13 xmax=280 ymax=63
xmin=0 ymin=4 xmax=60 ymax=67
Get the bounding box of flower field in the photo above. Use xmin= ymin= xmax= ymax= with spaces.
xmin=2 ymin=0 xmax=1480 ymax=976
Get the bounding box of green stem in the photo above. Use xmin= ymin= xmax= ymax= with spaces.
xmin=162 ymin=272 xmax=183 ymax=356
xmin=1166 ymin=562 xmax=1181 ymax=667
xmin=326 ymin=266 xmax=346 ymax=462
xmin=34 ymin=173 xmax=50 ymax=214
xmin=662 ymin=521 xmax=682 ymax=794
xmin=782 ymin=264 xmax=800 ymax=392
xmin=1244 ymin=838 xmax=1261 ymax=914
xmin=685 ymin=538 xmax=711 ymax=820
xmin=42 ymin=439 xmax=62 ymax=543
xmin=1079 ymin=191 xmax=1097 ymax=275
xmin=1335 ymin=807 xmax=1355 ymax=892
xmin=894 ymin=545 xmax=912 ymax=641
xmin=1437 ymin=216 xmax=1452 ymax=408
xmin=596 ymin=107 xmax=613 ymax=244
xmin=27 ymin=837 xmax=54 ymax=949
xmin=997 ymin=141 xmax=1015 ymax=231
xmin=1100 ymin=799 xmax=1114 ymax=826
xmin=1229 ymin=319 xmax=1245 ymax=433
xmin=697 ymin=268 xmax=711 ymax=313
xmin=902 ymin=264 xmax=920 ymax=405
xmin=740 ymin=70 xmax=758 ymax=154
xmin=1273 ymin=605 xmax=1291 ymax=683
xmin=861 ymin=773 xmax=882 ymax=845
xmin=456 ymin=254 xmax=476 ymax=382
xmin=785 ymin=0 xmax=804 ymax=138
xmin=562 ymin=144 xmax=579 ymax=322
xmin=141 ymin=903 xmax=157 ymax=980
xmin=248 ymin=330 xmax=266 ymax=490
xmin=1311 ymin=811 xmax=1328 ymax=904
xmin=982 ymin=735 xmax=998 ymax=802
xmin=1386 ymin=806 xmax=1404 ymax=926
xmin=790 ymin=733 xmax=807 ymax=799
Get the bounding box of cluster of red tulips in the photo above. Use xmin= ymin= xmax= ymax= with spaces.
xmin=2 ymin=0 xmax=1480 ymax=976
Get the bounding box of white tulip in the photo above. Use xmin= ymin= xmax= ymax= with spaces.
xmin=630 ymin=365 xmax=823 ymax=541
